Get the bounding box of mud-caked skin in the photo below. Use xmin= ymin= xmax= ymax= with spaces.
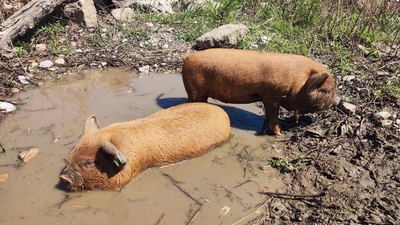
xmin=59 ymin=103 xmax=231 ymax=191
xmin=181 ymin=48 xmax=340 ymax=135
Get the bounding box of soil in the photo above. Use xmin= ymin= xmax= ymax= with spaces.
xmin=1 ymin=3 xmax=399 ymax=225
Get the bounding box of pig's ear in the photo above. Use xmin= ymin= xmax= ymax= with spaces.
xmin=83 ymin=114 xmax=101 ymax=135
xmin=306 ymin=73 xmax=330 ymax=92
xmin=101 ymin=141 xmax=127 ymax=167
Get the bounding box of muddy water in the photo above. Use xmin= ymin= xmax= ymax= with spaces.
xmin=0 ymin=69 xmax=285 ymax=225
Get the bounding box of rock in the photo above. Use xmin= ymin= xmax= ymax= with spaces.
xmin=195 ymin=23 xmax=249 ymax=50
xmin=111 ymin=8 xmax=134 ymax=21
xmin=132 ymin=0 xmax=174 ymax=14
xmin=54 ymin=57 xmax=65 ymax=65
xmin=35 ymin=44 xmax=47 ymax=51
xmin=380 ymin=119 xmax=393 ymax=126
xmin=138 ymin=65 xmax=150 ymax=75
xmin=377 ymin=71 xmax=390 ymax=76
xmin=39 ymin=60 xmax=54 ymax=68
xmin=172 ymin=0 xmax=221 ymax=11
xmin=0 ymin=173 xmax=8 ymax=182
xmin=10 ymin=88 xmax=20 ymax=93
xmin=18 ymin=75 xmax=31 ymax=84
xmin=111 ymin=0 xmax=135 ymax=8
xmin=30 ymin=61 xmax=39 ymax=68
xmin=342 ymin=75 xmax=356 ymax=82
xmin=336 ymin=101 xmax=356 ymax=115
xmin=219 ymin=206 xmax=230 ymax=215
xmin=64 ymin=0 xmax=98 ymax=28
xmin=0 ymin=101 xmax=16 ymax=113
xmin=18 ymin=148 xmax=40 ymax=163
xmin=375 ymin=111 xmax=392 ymax=120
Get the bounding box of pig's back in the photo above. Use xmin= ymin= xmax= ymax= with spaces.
xmin=107 ymin=103 xmax=231 ymax=167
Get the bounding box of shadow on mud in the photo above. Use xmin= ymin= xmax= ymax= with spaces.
xmin=156 ymin=94 xmax=312 ymax=134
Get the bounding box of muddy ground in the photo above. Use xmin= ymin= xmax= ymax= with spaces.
xmin=1 ymin=4 xmax=399 ymax=225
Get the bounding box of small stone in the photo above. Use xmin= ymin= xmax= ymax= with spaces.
xmin=0 ymin=101 xmax=16 ymax=113
xmin=37 ymin=82 xmax=44 ymax=86
xmin=337 ymin=101 xmax=356 ymax=114
xmin=375 ymin=111 xmax=392 ymax=120
xmin=343 ymin=75 xmax=356 ymax=82
xmin=39 ymin=60 xmax=54 ymax=68
xmin=138 ymin=65 xmax=150 ymax=75
xmin=377 ymin=71 xmax=390 ymax=76
xmin=0 ymin=173 xmax=8 ymax=182
xmin=219 ymin=206 xmax=230 ymax=215
xmin=281 ymin=215 xmax=290 ymax=221
xmin=76 ymin=49 xmax=83 ymax=53
xmin=10 ymin=88 xmax=20 ymax=93
xmin=18 ymin=148 xmax=39 ymax=163
xmin=381 ymin=119 xmax=392 ymax=126
xmin=35 ymin=44 xmax=47 ymax=51
xmin=30 ymin=61 xmax=39 ymax=67
xmin=54 ymin=58 xmax=65 ymax=65
xmin=111 ymin=8 xmax=134 ymax=21
xmin=101 ymin=62 xmax=107 ymax=67
xmin=18 ymin=75 xmax=30 ymax=84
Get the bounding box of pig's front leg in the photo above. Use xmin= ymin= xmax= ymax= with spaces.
xmin=263 ymin=99 xmax=282 ymax=135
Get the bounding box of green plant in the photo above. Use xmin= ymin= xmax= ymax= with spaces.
xmin=15 ymin=158 xmax=24 ymax=169
xmin=269 ymin=154 xmax=306 ymax=171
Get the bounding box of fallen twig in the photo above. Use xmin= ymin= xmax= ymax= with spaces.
xmin=258 ymin=191 xmax=324 ymax=199
xmin=155 ymin=213 xmax=165 ymax=225
xmin=231 ymin=197 xmax=271 ymax=225
xmin=58 ymin=194 xmax=82 ymax=209
xmin=233 ymin=179 xmax=252 ymax=188
xmin=187 ymin=204 xmax=203 ymax=225
xmin=162 ymin=172 xmax=201 ymax=205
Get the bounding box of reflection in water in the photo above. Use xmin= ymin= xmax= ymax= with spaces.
xmin=0 ymin=69 xmax=284 ymax=225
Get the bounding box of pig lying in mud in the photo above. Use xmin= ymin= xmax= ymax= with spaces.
xmin=59 ymin=103 xmax=231 ymax=191
xmin=182 ymin=48 xmax=340 ymax=135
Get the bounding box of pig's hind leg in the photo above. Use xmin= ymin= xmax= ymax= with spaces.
xmin=187 ymin=88 xmax=214 ymax=102
xmin=187 ymin=91 xmax=209 ymax=103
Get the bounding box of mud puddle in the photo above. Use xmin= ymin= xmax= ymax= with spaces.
xmin=0 ymin=69 xmax=286 ymax=225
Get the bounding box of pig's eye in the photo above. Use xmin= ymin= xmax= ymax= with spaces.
xmin=320 ymin=89 xmax=331 ymax=94
xmin=80 ymin=159 xmax=95 ymax=168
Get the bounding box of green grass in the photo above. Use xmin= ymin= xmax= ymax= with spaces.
xmin=16 ymin=0 xmax=399 ymax=78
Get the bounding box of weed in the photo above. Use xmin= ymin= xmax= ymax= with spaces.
xmin=15 ymin=158 xmax=24 ymax=169
xmin=269 ymin=154 xmax=306 ymax=171
xmin=14 ymin=41 xmax=28 ymax=55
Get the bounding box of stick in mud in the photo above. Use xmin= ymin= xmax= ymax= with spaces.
xmin=231 ymin=197 xmax=271 ymax=225
xmin=187 ymin=204 xmax=202 ymax=225
xmin=154 ymin=213 xmax=165 ymax=225
xmin=58 ymin=194 xmax=82 ymax=209
xmin=161 ymin=172 xmax=202 ymax=205
xmin=258 ymin=191 xmax=324 ymax=199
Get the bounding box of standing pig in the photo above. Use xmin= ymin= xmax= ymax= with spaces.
xmin=59 ymin=102 xmax=230 ymax=191
xmin=181 ymin=48 xmax=340 ymax=135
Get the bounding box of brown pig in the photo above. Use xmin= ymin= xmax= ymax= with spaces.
xmin=181 ymin=48 xmax=340 ymax=135
xmin=59 ymin=102 xmax=230 ymax=191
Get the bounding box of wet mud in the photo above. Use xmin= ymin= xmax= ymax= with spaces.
xmin=0 ymin=69 xmax=285 ymax=224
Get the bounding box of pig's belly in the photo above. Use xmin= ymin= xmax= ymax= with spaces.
xmin=205 ymin=90 xmax=263 ymax=104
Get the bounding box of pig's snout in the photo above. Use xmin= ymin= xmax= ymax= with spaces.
xmin=60 ymin=174 xmax=74 ymax=189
